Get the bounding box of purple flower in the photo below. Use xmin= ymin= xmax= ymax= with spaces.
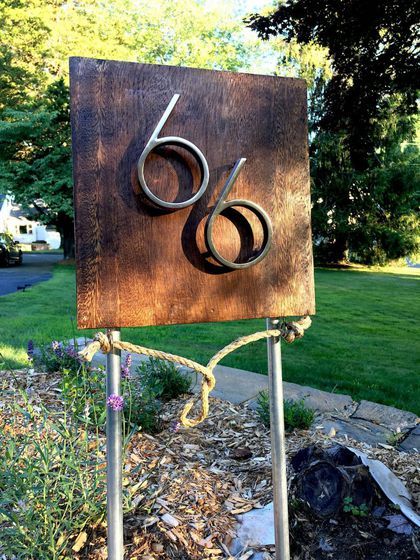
xmin=121 ymin=354 xmax=132 ymax=379
xmin=107 ymin=394 xmax=124 ymax=412
xmin=27 ymin=340 xmax=34 ymax=361
xmin=51 ymin=340 xmax=62 ymax=356
xmin=65 ymin=345 xmax=78 ymax=359
xmin=121 ymin=366 xmax=130 ymax=379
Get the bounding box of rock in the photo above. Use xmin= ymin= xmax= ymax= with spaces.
xmin=315 ymin=416 xmax=393 ymax=446
xmin=283 ymin=382 xmax=356 ymax=417
xmin=352 ymin=400 xmax=418 ymax=431
xmin=152 ymin=543 xmax=164 ymax=553
xmin=384 ymin=514 xmax=414 ymax=535
xmin=398 ymin=425 xmax=420 ymax=452
xmin=230 ymin=447 xmax=253 ymax=460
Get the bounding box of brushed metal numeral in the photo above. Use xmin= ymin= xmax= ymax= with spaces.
xmin=138 ymin=96 xmax=273 ymax=269
xmin=137 ymin=94 xmax=209 ymax=209
xmin=205 ymin=158 xmax=273 ymax=269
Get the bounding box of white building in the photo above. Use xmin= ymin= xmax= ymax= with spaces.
xmin=0 ymin=194 xmax=61 ymax=249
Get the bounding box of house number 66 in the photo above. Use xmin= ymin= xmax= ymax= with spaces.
xmin=137 ymin=94 xmax=273 ymax=270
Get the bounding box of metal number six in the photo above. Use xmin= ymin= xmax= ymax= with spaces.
xmin=137 ymin=94 xmax=209 ymax=209
xmin=137 ymin=94 xmax=273 ymax=269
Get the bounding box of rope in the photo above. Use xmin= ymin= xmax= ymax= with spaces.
xmin=79 ymin=316 xmax=311 ymax=428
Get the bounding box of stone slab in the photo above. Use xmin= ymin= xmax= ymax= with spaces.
xmin=196 ymin=368 xmax=356 ymax=417
xmin=352 ymin=400 xmax=419 ymax=431
xmin=315 ymin=416 xmax=393 ymax=447
xmin=398 ymin=425 xmax=420 ymax=453
xmin=189 ymin=365 xmax=268 ymax=404
xmin=282 ymin=381 xmax=356 ymax=417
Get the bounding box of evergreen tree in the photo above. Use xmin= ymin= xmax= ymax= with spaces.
xmin=248 ymin=0 xmax=419 ymax=263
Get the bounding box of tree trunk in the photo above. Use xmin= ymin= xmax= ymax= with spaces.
xmin=57 ymin=213 xmax=75 ymax=259
xmin=291 ymin=445 xmax=377 ymax=517
xmin=330 ymin=229 xmax=348 ymax=263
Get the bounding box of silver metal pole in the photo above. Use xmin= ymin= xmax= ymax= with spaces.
xmin=106 ymin=328 xmax=124 ymax=560
xmin=266 ymin=318 xmax=290 ymax=560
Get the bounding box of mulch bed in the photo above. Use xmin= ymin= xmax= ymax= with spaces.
xmin=1 ymin=370 xmax=419 ymax=559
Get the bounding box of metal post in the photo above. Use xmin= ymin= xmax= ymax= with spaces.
xmin=266 ymin=318 xmax=290 ymax=560
xmin=106 ymin=329 xmax=124 ymax=560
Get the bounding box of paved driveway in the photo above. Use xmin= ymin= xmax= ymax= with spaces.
xmin=0 ymin=253 xmax=63 ymax=296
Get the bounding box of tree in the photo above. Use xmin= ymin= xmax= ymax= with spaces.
xmin=248 ymin=0 xmax=419 ymax=262
xmin=0 ymin=80 xmax=74 ymax=256
xmin=0 ymin=0 xmax=51 ymax=110
xmin=311 ymin=123 xmax=419 ymax=265
xmin=0 ymin=0 xmax=258 ymax=257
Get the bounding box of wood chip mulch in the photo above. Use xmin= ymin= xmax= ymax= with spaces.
xmin=89 ymin=396 xmax=420 ymax=560
xmin=1 ymin=370 xmax=419 ymax=560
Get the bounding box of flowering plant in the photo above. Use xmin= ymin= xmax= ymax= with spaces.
xmin=107 ymin=393 xmax=124 ymax=412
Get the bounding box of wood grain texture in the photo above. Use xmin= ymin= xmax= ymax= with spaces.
xmin=70 ymin=57 xmax=315 ymax=329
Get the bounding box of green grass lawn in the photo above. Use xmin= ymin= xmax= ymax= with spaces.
xmin=1 ymin=264 xmax=419 ymax=414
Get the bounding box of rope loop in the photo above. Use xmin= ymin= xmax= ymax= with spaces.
xmin=78 ymin=316 xmax=311 ymax=428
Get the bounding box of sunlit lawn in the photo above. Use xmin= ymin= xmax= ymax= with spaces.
xmin=1 ymin=263 xmax=419 ymax=414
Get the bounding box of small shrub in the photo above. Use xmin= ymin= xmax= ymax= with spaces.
xmin=125 ymin=383 xmax=162 ymax=434
xmin=257 ymin=391 xmax=315 ymax=431
xmin=256 ymin=390 xmax=271 ymax=428
xmin=136 ymin=358 xmax=192 ymax=401
xmin=30 ymin=340 xmax=106 ymax=428
xmin=33 ymin=340 xmax=81 ymax=374
xmin=122 ymin=358 xmax=192 ymax=434
xmin=0 ymin=384 xmax=143 ymax=558
xmin=0 ymin=398 xmax=106 ymax=559
xmin=118 ymin=358 xmax=191 ymax=434
xmin=61 ymin=363 xmax=106 ymax=426
xmin=386 ymin=430 xmax=406 ymax=446
xmin=283 ymin=399 xmax=315 ymax=431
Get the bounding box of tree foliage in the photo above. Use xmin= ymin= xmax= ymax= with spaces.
xmin=0 ymin=0 xmax=257 ymax=257
xmin=0 ymin=79 xmax=74 ymax=255
xmin=248 ymin=0 xmax=419 ymax=263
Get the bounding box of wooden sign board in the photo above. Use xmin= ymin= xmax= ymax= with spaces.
xmin=70 ymin=57 xmax=315 ymax=329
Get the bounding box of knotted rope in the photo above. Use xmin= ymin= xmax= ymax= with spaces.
xmin=79 ymin=316 xmax=311 ymax=428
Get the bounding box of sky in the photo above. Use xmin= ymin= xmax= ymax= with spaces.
xmin=241 ymin=0 xmax=275 ymax=11
xmin=204 ymin=0 xmax=276 ymax=17
xmin=201 ymin=0 xmax=279 ymax=75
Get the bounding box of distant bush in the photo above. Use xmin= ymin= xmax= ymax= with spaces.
xmin=257 ymin=391 xmax=315 ymax=431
